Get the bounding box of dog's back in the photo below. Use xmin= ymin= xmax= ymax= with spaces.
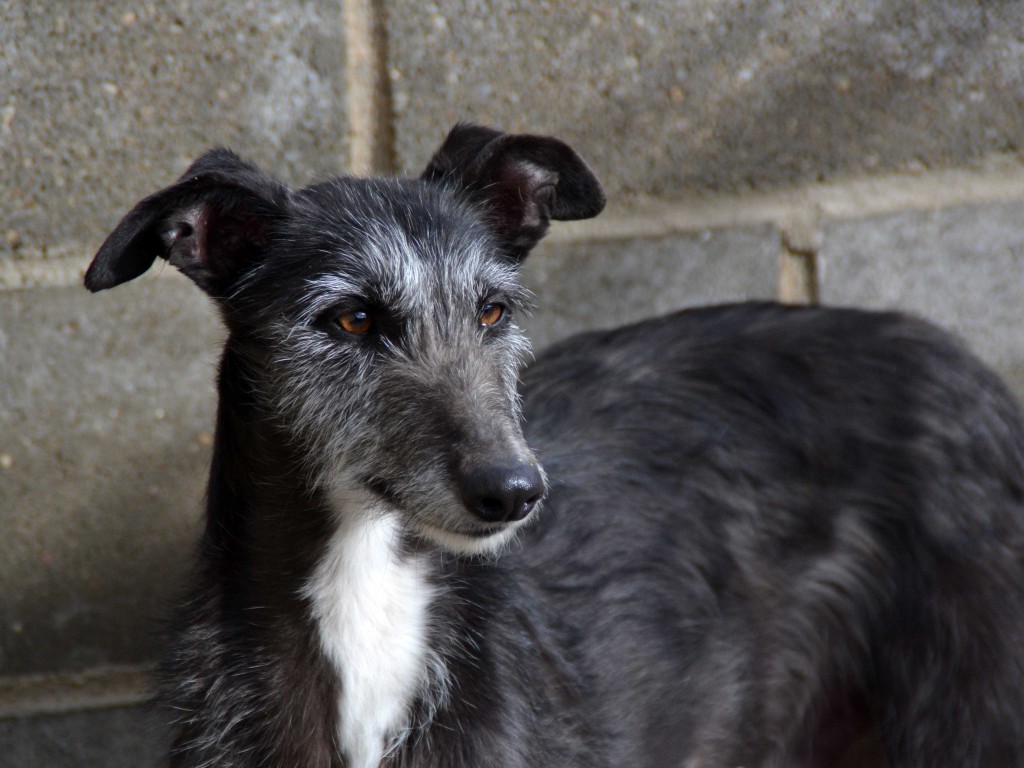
xmin=516 ymin=302 xmax=1024 ymax=766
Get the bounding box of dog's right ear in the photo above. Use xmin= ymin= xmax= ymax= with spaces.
xmin=85 ymin=149 xmax=289 ymax=297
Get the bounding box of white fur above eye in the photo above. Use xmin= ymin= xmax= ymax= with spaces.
xmin=303 ymin=489 xmax=438 ymax=768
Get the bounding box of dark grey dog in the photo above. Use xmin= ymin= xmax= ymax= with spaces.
xmin=86 ymin=124 xmax=1024 ymax=767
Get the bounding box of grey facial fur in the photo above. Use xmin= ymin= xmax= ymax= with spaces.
xmin=234 ymin=179 xmax=540 ymax=551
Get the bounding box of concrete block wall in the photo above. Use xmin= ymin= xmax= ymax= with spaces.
xmin=2 ymin=1 xmax=1023 ymax=763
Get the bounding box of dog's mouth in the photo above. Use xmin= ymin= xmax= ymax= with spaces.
xmin=364 ymin=475 xmax=403 ymax=507
xmin=413 ymin=520 xmax=525 ymax=555
xmin=361 ymin=473 xmax=535 ymax=555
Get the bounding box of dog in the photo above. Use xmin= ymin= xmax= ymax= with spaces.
xmin=85 ymin=124 xmax=1024 ymax=767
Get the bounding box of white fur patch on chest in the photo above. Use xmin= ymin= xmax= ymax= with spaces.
xmin=303 ymin=494 xmax=436 ymax=768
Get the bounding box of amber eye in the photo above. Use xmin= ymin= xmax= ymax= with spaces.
xmin=337 ymin=310 xmax=373 ymax=335
xmin=479 ymin=303 xmax=506 ymax=328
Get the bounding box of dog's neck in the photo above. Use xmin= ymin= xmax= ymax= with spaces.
xmin=203 ymin=351 xmax=444 ymax=768
xmin=305 ymin=487 xmax=442 ymax=768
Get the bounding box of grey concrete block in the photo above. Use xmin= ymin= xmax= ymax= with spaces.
xmin=386 ymin=0 xmax=1024 ymax=197
xmin=1 ymin=0 xmax=350 ymax=264
xmin=0 ymin=705 xmax=168 ymax=768
xmin=0 ymin=277 xmax=221 ymax=675
xmin=820 ymin=201 xmax=1024 ymax=399
xmin=521 ymin=226 xmax=780 ymax=352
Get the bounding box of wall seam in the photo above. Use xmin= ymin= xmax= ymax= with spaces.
xmin=342 ymin=0 xmax=396 ymax=175
xmin=0 ymin=665 xmax=154 ymax=719
xmin=4 ymin=155 xmax=1024 ymax=291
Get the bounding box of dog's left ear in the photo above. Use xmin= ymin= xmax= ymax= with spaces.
xmin=422 ymin=123 xmax=605 ymax=261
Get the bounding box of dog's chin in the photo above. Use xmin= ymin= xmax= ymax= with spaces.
xmin=415 ymin=519 xmax=525 ymax=556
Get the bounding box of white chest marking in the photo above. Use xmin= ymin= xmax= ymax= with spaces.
xmin=304 ymin=502 xmax=435 ymax=768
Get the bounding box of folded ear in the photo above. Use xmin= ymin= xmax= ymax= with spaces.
xmin=421 ymin=123 xmax=605 ymax=261
xmin=84 ymin=149 xmax=289 ymax=297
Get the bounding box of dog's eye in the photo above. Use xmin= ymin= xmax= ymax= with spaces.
xmin=479 ymin=303 xmax=506 ymax=328
xmin=337 ymin=310 xmax=373 ymax=335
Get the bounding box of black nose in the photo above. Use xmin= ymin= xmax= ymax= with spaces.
xmin=460 ymin=463 xmax=545 ymax=523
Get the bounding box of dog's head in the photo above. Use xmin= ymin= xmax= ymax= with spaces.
xmin=86 ymin=124 xmax=604 ymax=554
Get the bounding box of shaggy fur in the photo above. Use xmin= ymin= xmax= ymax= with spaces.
xmin=86 ymin=124 xmax=1024 ymax=767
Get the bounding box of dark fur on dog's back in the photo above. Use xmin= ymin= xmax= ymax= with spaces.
xmin=86 ymin=125 xmax=1024 ymax=767
xmin=519 ymin=303 xmax=1024 ymax=766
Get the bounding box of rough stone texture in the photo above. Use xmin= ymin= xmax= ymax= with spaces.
xmin=820 ymin=201 xmax=1024 ymax=399
xmin=0 ymin=705 xmax=168 ymax=768
xmin=0 ymin=277 xmax=220 ymax=675
xmin=3 ymin=3 xmax=1024 ymax=763
xmin=0 ymin=0 xmax=350 ymax=264
xmin=521 ymin=226 xmax=781 ymax=352
xmin=386 ymin=0 xmax=1024 ymax=197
